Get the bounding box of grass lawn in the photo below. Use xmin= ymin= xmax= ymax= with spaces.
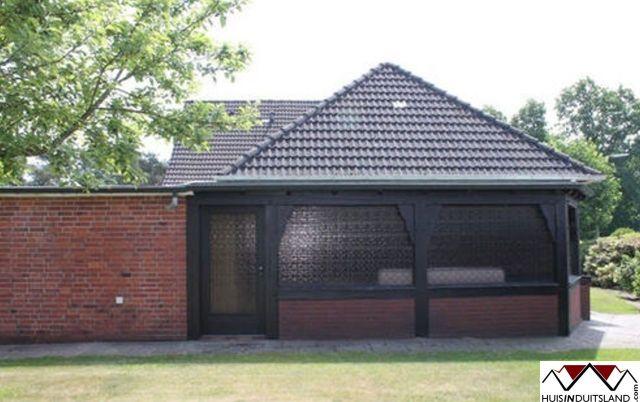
xmin=591 ymin=287 xmax=639 ymax=314
xmin=0 ymin=349 xmax=639 ymax=401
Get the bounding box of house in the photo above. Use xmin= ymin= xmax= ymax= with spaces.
xmin=0 ymin=63 xmax=600 ymax=342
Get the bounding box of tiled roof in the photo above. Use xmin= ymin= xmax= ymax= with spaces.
xmin=162 ymin=100 xmax=319 ymax=185
xmin=223 ymin=63 xmax=601 ymax=182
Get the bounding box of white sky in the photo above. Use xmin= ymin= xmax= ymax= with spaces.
xmin=148 ymin=0 xmax=640 ymax=160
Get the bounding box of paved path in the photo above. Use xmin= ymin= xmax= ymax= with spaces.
xmin=0 ymin=312 xmax=638 ymax=360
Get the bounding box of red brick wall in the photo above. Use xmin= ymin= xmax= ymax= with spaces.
xmin=429 ymin=295 xmax=558 ymax=337
xmin=569 ymin=283 xmax=582 ymax=330
xmin=0 ymin=196 xmax=187 ymax=343
xmin=279 ymin=298 xmax=415 ymax=339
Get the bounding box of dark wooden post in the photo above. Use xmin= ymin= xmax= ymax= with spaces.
xmin=555 ymin=196 xmax=570 ymax=336
xmin=415 ymin=203 xmax=441 ymax=337
xmin=575 ymin=207 xmax=582 ymax=275
xmin=264 ymin=204 xmax=279 ymax=339
xmin=414 ymin=203 xmax=427 ymax=337
xmin=186 ymin=197 xmax=201 ymax=339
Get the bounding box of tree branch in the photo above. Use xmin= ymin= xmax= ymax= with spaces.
xmin=96 ymin=106 xmax=160 ymax=118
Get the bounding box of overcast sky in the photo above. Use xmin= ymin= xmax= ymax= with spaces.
xmin=149 ymin=0 xmax=640 ymax=160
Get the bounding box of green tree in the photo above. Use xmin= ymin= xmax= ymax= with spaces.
xmin=0 ymin=0 xmax=257 ymax=187
xmin=27 ymin=152 xmax=167 ymax=186
xmin=610 ymin=139 xmax=640 ymax=231
xmin=555 ymin=78 xmax=640 ymax=232
xmin=510 ymin=99 xmax=548 ymax=142
xmin=137 ymin=153 xmax=167 ymax=185
xmin=556 ymin=78 xmax=640 ymax=155
xmin=549 ymin=136 xmax=622 ymax=238
xmin=481 ymin=105 xmax=507 ymax=122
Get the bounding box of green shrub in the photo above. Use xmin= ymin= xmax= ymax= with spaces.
xmin=584 ymin=235 xmax=640 ymax=290
xmin=611 ymin=227 xmax=637 ymax=237
xmin=616 ymin=252 xmax=640 ymax=291
xmin=580 ymin=238 xmax=597 ymax=266
xmin=633 ymin=263 xmax=640 ymax=297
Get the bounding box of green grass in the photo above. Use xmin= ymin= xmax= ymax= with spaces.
xmin=591 ymin=287 xmax=638 ymax=314
xmin=0 ymin=349 xmax=639 ymax=401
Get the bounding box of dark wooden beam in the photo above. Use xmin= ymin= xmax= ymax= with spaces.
xmin=191 ymin=190 xmax=561 ymax=206
xmin=186 ymin=197 xmax=200 ymax=339
xmin=540 ymin=204 xmax=557 ymax=241
xmin=399 ymin=204 xmax=415 ymax=244
xmin=555 ymin=197 xmax=570 ymax=336
xmin=414 ymin=203 xmax=427 ymax=337
xmin=279 ymin=287 xmax=415 ymax=300
xmin=198 ymin=206 xmax=212 ymax=338
xmin=276 ymin=205 xmax=293 ymax=242
xmin=576 ymin=206 xmax=583 ymax=275
xmin=427 ymin=283 xmax=559 ymax=298
xmin=277 ymin=284 xmax=558 ymax=300
xmin=264 ymin=205 xmax=279 ymax=339
xmin=415 ymin=204 xmax=441 ymax=337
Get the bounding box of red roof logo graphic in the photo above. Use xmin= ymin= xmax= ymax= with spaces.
xmin=562 ymin=365 xmax=617 ymax=380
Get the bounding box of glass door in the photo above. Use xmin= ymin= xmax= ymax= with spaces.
xmin=202 ymin=207 xmax=265 ymax=334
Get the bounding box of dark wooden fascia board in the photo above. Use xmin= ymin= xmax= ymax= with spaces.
xmin=427 ymin=284 xmax=559 ymax=298
xmin=278 ymin=288 xmax=415 ymax=300
xmin=191 ymin=190 xmax=562 ymax=206
xmin=276 ymin=284 xmax=559 ymax=300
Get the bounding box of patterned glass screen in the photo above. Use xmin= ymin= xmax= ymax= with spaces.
xmin=426 ymin=205 xmax=554 ymax=285
xmin=278 ymin=206 xmax=414 ymax=287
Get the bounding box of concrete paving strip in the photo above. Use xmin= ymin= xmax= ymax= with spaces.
xmin=0 ymin=312 xmax=638 ymax=360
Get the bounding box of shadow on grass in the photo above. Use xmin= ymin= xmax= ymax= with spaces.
xmin=0 ymin=349 xmax=620 ymax=368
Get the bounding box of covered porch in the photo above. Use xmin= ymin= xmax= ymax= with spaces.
xmin=187 ymin=186 xmax=590 ymax=340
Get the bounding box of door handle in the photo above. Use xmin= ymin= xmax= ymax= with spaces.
xmin=257 ymin=265 xmax=264 ymax=274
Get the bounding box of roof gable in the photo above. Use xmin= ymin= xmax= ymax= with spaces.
xmin=223 ymin=63 xmax=601 ymax=182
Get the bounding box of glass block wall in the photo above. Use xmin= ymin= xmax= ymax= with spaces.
xmin=278 ymin=206 xmax=414 ymax=287
xmin=426 ymin=205 xmax=554 ymax=285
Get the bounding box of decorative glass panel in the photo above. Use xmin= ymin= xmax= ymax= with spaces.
xmin=426 ymin=205 xmax=554 ymax=284
xmin=210 ymin=212 xmax=256 ymax=314
xmin=279 ymin=206 xmax=414 ymax=287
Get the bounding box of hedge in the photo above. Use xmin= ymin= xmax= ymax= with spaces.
xmin=584 ymin=233 xmax=640 ymax=296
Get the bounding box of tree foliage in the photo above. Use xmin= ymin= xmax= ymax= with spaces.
xmin=556 ymin=78 xmax=640 ymax=155
xmin=0 ymin=0 xmax=257 ymax=186
xmin=476 ymin=97 xmax=625 ymax=237
xmin=549 ymin=136 xmax=622 ymax=238
xmin=472 ymin=85 xmax=636 ymax=236
xmin=137 ymin=153 xmax=167 ymax=185
xmin=510 ymin=99 xmax=547 ymax=141
xmin=610 ymin=138 xmax=640 ymax=231
xmin=27 ymin=153 xmax=167 ymax=186
xmin=555 ymin=78 xmax=640 ymax=233
xmin=481 ymin=105 xmax=507 ymax=122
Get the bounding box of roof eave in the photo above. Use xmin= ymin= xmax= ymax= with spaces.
xmin=182 ymin=175 xmax=602 ymax=191
xmin=0 ymin=174 xmax=604 ymax=196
